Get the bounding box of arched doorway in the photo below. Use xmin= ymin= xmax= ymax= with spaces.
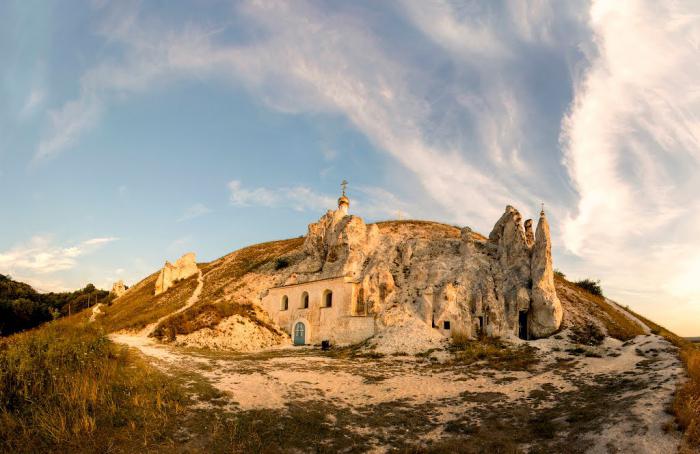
xmin=293 ymin=321 xmax=306 ymax=345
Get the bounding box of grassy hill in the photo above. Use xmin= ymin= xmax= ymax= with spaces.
xmin=2 ymin=222 xmax=697 ymax=451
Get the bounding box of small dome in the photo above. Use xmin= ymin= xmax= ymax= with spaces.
xmin=338 ymin=195 xmax=350 ymax=207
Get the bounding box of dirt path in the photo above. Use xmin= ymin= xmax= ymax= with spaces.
xmin=606 ymin=298 xmax=652 ymax=334
xmin=138 ymin=268 xmax=204 ymax=337
xmin=110 ymin=330 xmax=684 ymax=453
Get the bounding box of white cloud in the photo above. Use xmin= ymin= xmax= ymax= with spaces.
xmin=20 ymin=88 xmax=45 ymax=117
xmin=228 ymin=180 xmax=335 ymax=212
xmin=0 ymin=236 xmax=118 ymax=274
xmin=228 ymin=179 xmax=410 ymax=221
xmin=83 ymin=237 xmax=119 ymax=246
xmin=561 ymin=0 xmax=700 ymax=334
xmin=31 ymin=0 xmax=700 ymax=333
xmin=177 ymin=203 xmax=212 ymax=222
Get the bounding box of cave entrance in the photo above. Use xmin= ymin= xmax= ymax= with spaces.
xmin=518 ymin=311 xmax=529 ymax=340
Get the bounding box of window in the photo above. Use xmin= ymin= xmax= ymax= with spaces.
xmin=443 ymin=320 xmax=451 ymax=330
xmin=281 ymin=295 xmax=288 ymax=311
xmin=301 ymin=291 xmax=309 ymax=309
xmin=323 ymin=290 xmax=333 ymax=308
xmin=356 ymin=288 xmax=365 ymax=315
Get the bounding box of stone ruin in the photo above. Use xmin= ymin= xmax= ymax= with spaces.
xmin=154 ymin=252 xmax=198 ymax=295
xmin=110 ymin=280 xmax=127 ymax=298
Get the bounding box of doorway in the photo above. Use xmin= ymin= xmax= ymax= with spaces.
xmin=293 ymin=322 xmax=306 ymax=345
xmin=518 ymin=311 xmax=528 ymax=340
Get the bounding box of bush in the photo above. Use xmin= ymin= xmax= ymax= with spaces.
xmin=274 ymin=258 xmax=290 ymax=270
xmin=574 ymin=279 xmax=603 ymax=297
xmin=554 ymin=269 xmax=566 ymax=278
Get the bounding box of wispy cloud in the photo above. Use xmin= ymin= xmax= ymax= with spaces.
xmin=0 ymin=236 xmax=118 ymax=274
xmin=560 ymin=0 xmax=700 ymax=333
xmin=177 ymin=203 xmax=211 ymax=222
xmin=20 ymin=87 xmax=45 ymax=117
xmin=228 ymin=180 xmax=336 ymax=212
xmin=228 ymin=180 xmax=410 ymax=220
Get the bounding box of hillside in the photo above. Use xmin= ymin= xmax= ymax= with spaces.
xmin=94 ymin=218 xmax=646 ymax=350
xmin=6 ymin=210 xmax=699 ymax=453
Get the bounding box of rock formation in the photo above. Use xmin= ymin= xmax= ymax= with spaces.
xmin=293 ymin=200 xmax=563 ymax=340
xmin=155 ymin=252 xmax=198 ymax=295
xmin=300 ymin=198 xmax=379 ymax=280
xmin=111 ymin=280 xmax=127 ymax=298
xmin=529 ymin=210 xmax=563 ymax=337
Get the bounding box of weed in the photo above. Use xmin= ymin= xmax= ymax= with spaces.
xmin=0 ymin=320 xmax=188 ymax=453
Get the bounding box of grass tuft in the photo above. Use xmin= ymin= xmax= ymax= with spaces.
xmin=0 ymin=320 xmax=188 ymax=453
xmin=450 ymin=334 xmax=539 ymax=371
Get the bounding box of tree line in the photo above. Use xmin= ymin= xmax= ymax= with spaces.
xmin=0 ymin=274 xmax=113 ymax=336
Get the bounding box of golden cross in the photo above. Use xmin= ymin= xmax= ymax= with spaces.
xmin=341 ymin=179 xmax=348 ymax=196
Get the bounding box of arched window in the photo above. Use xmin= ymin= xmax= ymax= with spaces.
xmin=281 ymin=295 xmax=288 ymax=311
xmin=301 ymin=291 xmax=309 ymax=309
xmin=323 ymin=289 xmax=333 ymax=308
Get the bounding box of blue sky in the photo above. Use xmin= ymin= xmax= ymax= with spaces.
xmin=1 ymin=0 xmax=699 ymax=335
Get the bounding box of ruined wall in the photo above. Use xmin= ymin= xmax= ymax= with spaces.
xmin=155 ymin=252 xmax=199 ymax=295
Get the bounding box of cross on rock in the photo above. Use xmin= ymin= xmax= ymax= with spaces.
xmin=341 ymin=180 xmax=348 ymax=196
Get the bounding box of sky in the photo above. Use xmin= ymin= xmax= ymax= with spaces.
xmin=1 ymin=0 xmax=699 ymax=336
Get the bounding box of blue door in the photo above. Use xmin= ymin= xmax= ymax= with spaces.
xmin=293 ymin=322 xmax=305 ymax=346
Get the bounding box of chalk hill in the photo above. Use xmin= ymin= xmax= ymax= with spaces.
xmin=92 ymin=206 xmax=649 ymax=353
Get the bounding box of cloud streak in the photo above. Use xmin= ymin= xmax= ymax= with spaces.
xmin=228 ymin=180 xmax=411 ymax=221
xmin=29 ymin=0 xmax=700 ymax=333
xmin=0 ymin=236 xmax=118 ymax=274
xmin=561 ymin=0 xmax=700 ymax=334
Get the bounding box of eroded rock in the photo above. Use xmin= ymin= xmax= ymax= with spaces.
xmin=155 ymin=252 xmax=198 ymax=295
xmin=111 ymin=280 xmax=127 ymax=298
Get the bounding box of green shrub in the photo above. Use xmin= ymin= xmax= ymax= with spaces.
xmin=574 ymin=279 xmax=603 ymax=297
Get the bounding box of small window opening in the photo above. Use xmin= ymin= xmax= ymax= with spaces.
xmin=323 ymin=290 xmax=333 ymax=308
xmin=356 ymin=288 xmax=365 ymax=315
xmin=443 ymin=320 xmax=451 ymax=330
xmin=301 ymin=292 xmax=309 ymax=309
xmin=281 ymin=295 xmax=288 ymax=311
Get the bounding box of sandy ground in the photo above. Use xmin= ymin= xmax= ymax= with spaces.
xmin=110 ymin=328 xmax=684 ymax=453
xmin=109 ymin=278 xmax=685 ymax=453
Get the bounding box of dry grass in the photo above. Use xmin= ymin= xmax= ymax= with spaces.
xmin=554 ymin=274 xmax=645 ymax=341
xmin=0 ymin=320 xmax=188 ymax=453
xmin=197 ymin=237 xmax=304 ymax=305
xmin=374 ymin=220 xmax=463 ymax=239
xmin=95 ymin=272 xmax=200 ymax=333
xmin=674 ymin=346 xmax=700 ymax=450
xmin=449 ymin=334 xmax=539 ymax=371
xmin=152 ymin=300 xmax=283 ymax=341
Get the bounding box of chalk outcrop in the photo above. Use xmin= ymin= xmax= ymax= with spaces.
xmin=301 ymin=207 xmax=379 ymax=279
xmin=111 ymin=280 xmax=127 ymax=298
xmin=264 ymin=200 xmax=563 ymax=345
xmin=529 ymin=210 xmax=563 ymax=337
xmin=155 ymin=252 xmax=198 ymax=295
